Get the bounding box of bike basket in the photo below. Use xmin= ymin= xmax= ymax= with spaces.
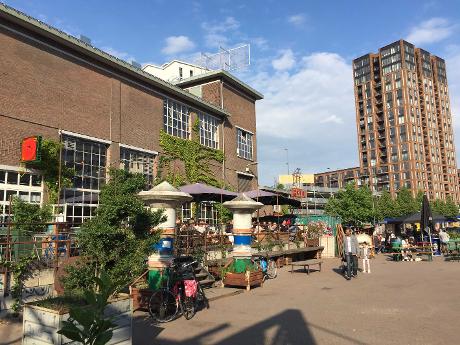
xmin=184 ymin=279 xmax=198 ymax=298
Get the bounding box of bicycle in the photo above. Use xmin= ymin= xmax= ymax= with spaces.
xmin=253 ymin=255 xmax=277 ymax=281
xmin=148 ymin=259 xmax=208 ymax=323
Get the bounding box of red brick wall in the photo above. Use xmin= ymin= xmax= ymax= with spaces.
xmin=0 ymin=21 xmax=259 ymax=191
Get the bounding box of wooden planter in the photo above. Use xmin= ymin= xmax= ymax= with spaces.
xmin=23 ymin=293 xmax=132 ymax=345
xmin=305 ymin=238 xmax=320 ymax=247
xmin=223 ymin=270 xmax=264 ymax=291
xmin=130 ymin=287 xmax=153 ymax=311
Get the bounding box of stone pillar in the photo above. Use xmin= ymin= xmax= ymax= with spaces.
xmin=223 ymin=194 xmax=263 ymax=270
xmin=138 ymin=181 xmax=192 ymax=289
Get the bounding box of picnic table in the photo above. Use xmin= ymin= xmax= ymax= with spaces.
xmin=390 ymin=245 xmax=433 ymax=261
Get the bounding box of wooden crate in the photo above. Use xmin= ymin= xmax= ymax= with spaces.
xmin=130 ymin=287 xmax=153 ymax=311
xmin=223 ymin=270 xmax=264 ymax=291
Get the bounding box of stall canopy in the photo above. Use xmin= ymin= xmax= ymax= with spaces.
xmin=385 ymin=211 xmax=452 ymax=224
xmin=178 ymin=183 xmax=237 ymax=202
xmin=244 ymin=189 xmax=301 ymax=207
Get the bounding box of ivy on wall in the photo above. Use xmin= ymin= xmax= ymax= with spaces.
xmin=158 ymin=119 xmax=225 ymax=187
xmin=26 ymin=139 xmax=74 ymax=204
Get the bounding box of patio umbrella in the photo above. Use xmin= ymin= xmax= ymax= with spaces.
xmin=244 ymin=189 xmax=301 ymax=207
xmin=421 ymin=194 xmax=433 ymax=250
xmin=178 ymin=183 xmax=237 ymax=202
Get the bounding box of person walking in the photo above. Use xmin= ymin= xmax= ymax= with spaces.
xmin=343 ymin=228 xmax=359 ymax=280
xmin=362 ymin=241 xmax=371 ymax=273
xmin=439 ymin=228 xmax=450 ymax=255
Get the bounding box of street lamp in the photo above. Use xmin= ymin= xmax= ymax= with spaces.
xmin=284 ymin=148 xmax=289 ymax=175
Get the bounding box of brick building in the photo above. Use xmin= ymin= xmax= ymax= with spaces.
xmin=0 ymin=4 xmax=263 ymax=224
xmin=353 ymin=40 xmax=459 ymax=202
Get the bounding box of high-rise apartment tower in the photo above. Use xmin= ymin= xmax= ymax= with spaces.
xmin=353 ymin=39 xmax=459 ymax=202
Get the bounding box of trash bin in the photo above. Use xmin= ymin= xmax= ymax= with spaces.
xmin=431 ymin=236 xmax=441 ymax=256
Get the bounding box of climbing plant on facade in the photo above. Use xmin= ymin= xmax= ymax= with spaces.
xmin=159 ymin=118 xmax=225 ymax=187
xmin=25 ymin=139 xmax=74 ymax=203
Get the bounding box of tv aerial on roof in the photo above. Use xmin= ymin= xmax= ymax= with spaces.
xmin=196 ymin=44 xmax=250 ymax=72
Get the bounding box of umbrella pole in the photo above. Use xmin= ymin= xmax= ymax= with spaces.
xmin=427 ymin=226 xmax=433 ymax=255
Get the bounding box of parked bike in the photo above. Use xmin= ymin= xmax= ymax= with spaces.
xmin=253 ymin=255 xmax=277 ymax=281
xmin=148 ymin=259 xmax=208 ymax=323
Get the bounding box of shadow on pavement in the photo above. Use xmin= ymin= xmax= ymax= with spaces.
xmin=135 ymin=308 xmax=368 ymax=345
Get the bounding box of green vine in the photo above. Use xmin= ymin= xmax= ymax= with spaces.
xmin=1 ymin=254 xmax=37 ymax=315
xmin=26 ymin=139 xmax=74 ymax=204
xmin=158 ymin=119 xmax=224 ymax=187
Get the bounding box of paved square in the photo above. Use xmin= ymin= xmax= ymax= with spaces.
xmin=134 ymin=255 xmax=460 ymax=345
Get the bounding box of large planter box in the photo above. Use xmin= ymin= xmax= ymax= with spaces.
xmin=130 ymin=287 xmax=153 ymax=311
xmin=223 ymin=270 xmax=263 ymax=291
xmin=23 ymin=293 xmax=132 ymax=345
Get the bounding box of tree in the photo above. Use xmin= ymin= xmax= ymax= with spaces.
xmin=375 ymin=190 xmax=397 ymax=221
xmin=431 ymin=196 xmax=458 ymax=218
xmin=395 ymin=188 xmax=418 ymax=216
xmin=324 ymin=183 xmax=374 ymax=226
xmin=443 ymin=196 xmax=459 ymax=218
xmin=62 ymin=169 xmax=165 ymax=293
xmin=12 ymin=197 xmax=52 ymax=235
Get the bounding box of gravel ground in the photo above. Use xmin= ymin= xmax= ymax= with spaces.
xmin=2 ymin=255 xmax=460 ymax=345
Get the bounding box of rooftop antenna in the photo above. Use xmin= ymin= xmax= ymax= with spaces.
xmin=196 ymin=44 xmax=250 ymax=73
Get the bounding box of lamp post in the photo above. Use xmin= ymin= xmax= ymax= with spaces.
xmin=284 ymin=148 xmax=290 ymax=175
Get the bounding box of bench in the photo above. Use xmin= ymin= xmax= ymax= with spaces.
xmin=291 ymin=259 xmax=323 ymax=275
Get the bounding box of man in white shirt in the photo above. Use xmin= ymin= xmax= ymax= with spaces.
xmin=343 ymin=228 xmax=359 ymax=280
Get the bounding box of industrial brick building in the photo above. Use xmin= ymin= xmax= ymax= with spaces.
xmin=0 ymin=4 xmax=263 ymax=224
xmin=316 ymin=40 xmax=459 ymax=203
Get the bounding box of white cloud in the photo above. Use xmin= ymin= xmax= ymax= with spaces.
xmin=250 ymin=52 xmax=357 ymax=184
xmin=271 ymin=49 xmax=296 ymax=71
xmin=161 ymin=36 xmax=195 ymax=55
xmin=202 ymin=17 xmax=240 ymax=48
xmin=406 ymin=17 xmax=456 ymax=45
xmin=288 ymin=14 xmax=306 ymax=27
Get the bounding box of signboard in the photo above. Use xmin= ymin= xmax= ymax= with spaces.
xmin=21 ymin=136 xmax=42 ymax=163
xmin=290 ymin=188 xmax=305 ymax=199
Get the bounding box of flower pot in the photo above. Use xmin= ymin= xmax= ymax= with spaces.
xmin=22 ymin=293 xmax=132 ymax=345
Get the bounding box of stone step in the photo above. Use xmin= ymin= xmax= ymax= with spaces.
xmin=198 ymin=278 xmax=215 ymax=287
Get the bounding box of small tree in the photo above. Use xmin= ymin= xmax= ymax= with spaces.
xmin=62 ymin=169 xmax=165 ymax=293
xmin=12 ymin=197 xmax=52 ymax=235
xmin=324 ymin=183 xmax=374 ymax=226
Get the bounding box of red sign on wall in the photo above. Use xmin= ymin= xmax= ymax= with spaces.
xmin=290 ymin=188 xmax=305 ymax=199
xmin=21 ymin=136 xmax=42 ymax=162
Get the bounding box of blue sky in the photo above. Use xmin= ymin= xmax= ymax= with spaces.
xmin=4 ymin=0 xmax=460 ymax=186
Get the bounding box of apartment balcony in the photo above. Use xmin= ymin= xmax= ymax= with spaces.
xmin=377 ymin=166 xmax=388 ymax=174
xmin=376 ymin=107 xmax=384 ymax=114
xmin=377 ymin=116 xmax=384 ymax=124
xmin=377 ymin=126 xmax=385 ymax=132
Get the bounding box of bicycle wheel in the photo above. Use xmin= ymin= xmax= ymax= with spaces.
xmin=148 ymin=288 xmax=178 ymax=323
xmin=180 ymin=295 xmax=196 ymax=320
xmin=196 ymin=284 xmax=209 ymax=310
xmin=266 ymin=259 xmax=278 ymax=279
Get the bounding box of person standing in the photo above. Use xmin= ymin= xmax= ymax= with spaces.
xmin=439 ymin=228 xmax=450 ymax=255
xmin=343 ymin=228 xmax=359 ymax=280
xmin=362 ymin=241 xmax=371 ymax=273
